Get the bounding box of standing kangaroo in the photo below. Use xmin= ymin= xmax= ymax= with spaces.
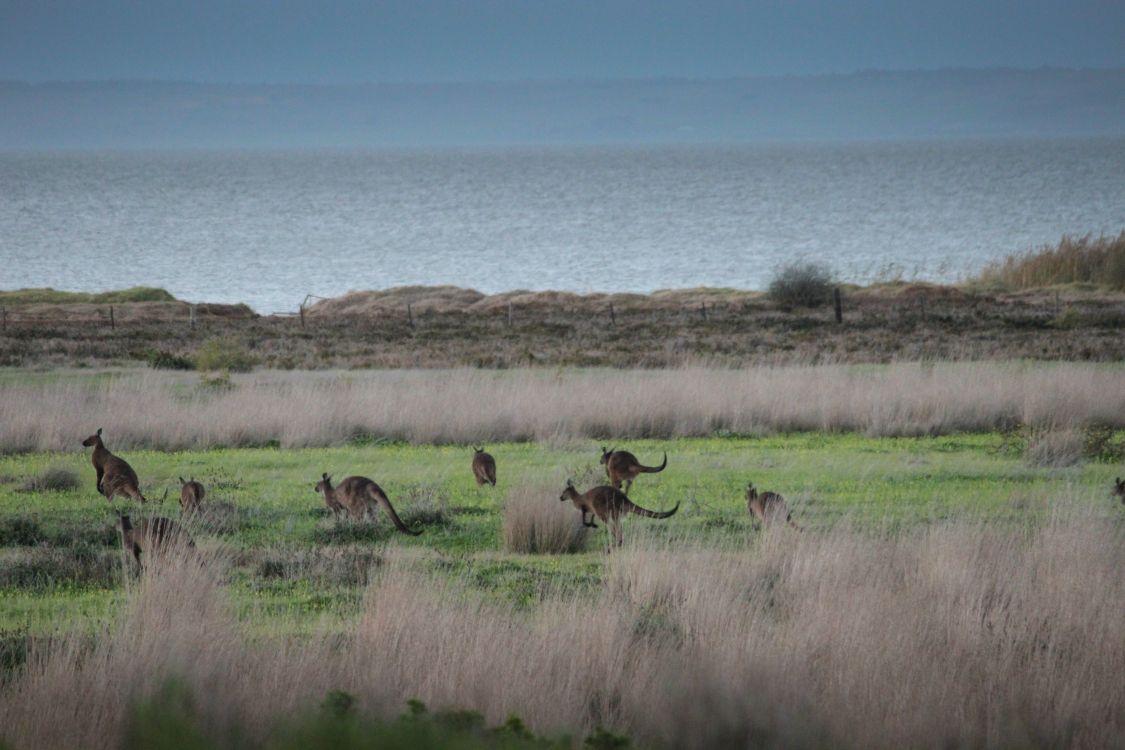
xmin=746 ymin=483 xmax=800 ymax=530
xmin=315 ymin=473 xmax=422 ymax=536
xmin=471 ymin=446 xmax=497 ymax=486
xmin=1114 ymin=477 xmax=1124 ymax=505
xmin=179 ymin=477 xmax=205 ymax=515
xmin=599 ymin=446 xmax=667 ymax=494
xmin=118 ymin=514 xmax=194 ymax=566
xmin=560 ymin=479 xmax=679 ymax=550
xmin=82 ymin=428 xmax=146 ymax=504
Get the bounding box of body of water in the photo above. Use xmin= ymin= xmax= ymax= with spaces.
xmin=2 ymin=139 xmax=1122 ymax=313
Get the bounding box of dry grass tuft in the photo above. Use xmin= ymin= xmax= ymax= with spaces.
xmin=502 ymin=481 xmax=588 ymax=554
xmin=0 ymin=504 xmax=1121 ymax=748
xmin=18 ymin=467 xmax=80 ymax=493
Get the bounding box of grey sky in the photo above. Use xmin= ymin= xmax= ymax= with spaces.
xmin=1 ymin=0 xmax=1123 ymax=83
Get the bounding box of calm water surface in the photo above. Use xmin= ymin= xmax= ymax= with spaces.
xmin=1 ymin=140 xmax=1123 ymax=312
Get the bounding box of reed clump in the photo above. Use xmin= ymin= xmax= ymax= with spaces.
xmin=974 ymin=232 xmax=1125 ymax=291
xmin=502 ymin=481 xmax=587 ymax=554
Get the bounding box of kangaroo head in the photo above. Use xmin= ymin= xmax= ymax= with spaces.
xmin=82 ymin=427 xmax=103 ymax=447
xmin=315 ymin=472 xmax=333 ymax=494
xmin=599 ymin=447 xmax=613 ymax=465
xmin=560 ymin=479 xmax=578 ymax=502
xmin=746 ymin=483 xmax=758 ymax=501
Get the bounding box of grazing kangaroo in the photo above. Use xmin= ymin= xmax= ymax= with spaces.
xmin=117 ymin=514 xmax=195 ymax=566
xmin=599 ymin=446 xmax=667 ymax=494
xmin=82 ymin=428 xmax=146 ymax=504
xmin=746 ymin=483 xmax=800 ymax=530
xmin=560 ymin=479 xmax=679 ymax=550
xmin=314 ymin=473 xmax=422 ymax=536
xmin=179 ymin=477 xmax=205 ymax=515
xmin=1114 ymin=477 xmax=1124 ymax=505
xmin=471 ymin=446 xmax=497 ymax=486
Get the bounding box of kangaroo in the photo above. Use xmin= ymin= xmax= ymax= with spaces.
xmin=314 ymin=473 xmax=422 ymax=536
xmin=1114 ymin=477 xmax=1124 ymax=505
xmin=471 ymin=446 xmax=497 ymax=486
xmin=746 ymin=483 xmax=800 ymax=530
xmin=82 ymin=428 xmax=146 ymax=504
xmin=179 ymin=477 xmax=205 ymax=515
xmin=117 ymin=514 xmax=194 ymax=566
xmin=599 ymin=446 xmax=667 ymax=494
xmin=560 ymin=479 xmax=679 ymax=550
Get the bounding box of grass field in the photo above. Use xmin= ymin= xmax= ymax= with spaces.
xmin=1 ymin=433 xmax=1119 ymax=634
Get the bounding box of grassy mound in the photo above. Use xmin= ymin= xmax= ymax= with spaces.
xmin=0 ymin=287 xmax=177 ymax=305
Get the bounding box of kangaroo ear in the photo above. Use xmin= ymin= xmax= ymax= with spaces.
xmin=566 ymin=478 xmax=574 ymax=488
xmin=322 ymin=472 xmax=328 ymax=480
xmin=96 ymin=427 xmax=102 ymax=436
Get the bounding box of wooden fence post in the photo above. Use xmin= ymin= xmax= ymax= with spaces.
xmin=189 ymin=304 xmax=196 ymax=330
xmin=299 ymin=304 xmax=305 ymax=328
xmin=833 ymin=288 xmax=843 ymax=323
xmin=407 ymin=303 xmax=414 ymax=328
xmin=109 ymin=305 xmax=115 ymax=330
xmin=507 ymin=301 xmax=513 ymax=328
xmin=700 ymin=302 xmax=707 ymax=321
xmin=609 ymin=302 xmax=616 ymax=327
xmin=1 ymin=306 xmax=5 ymax=330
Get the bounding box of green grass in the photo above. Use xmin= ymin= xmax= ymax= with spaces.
xmin=0 ymin=434 xmax=1118 ymax=633
xmin=0 ymin=287 xmax=176 ymax=305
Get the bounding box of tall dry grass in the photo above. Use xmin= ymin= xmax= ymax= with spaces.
xmin=2 ymin=503 xmax=1121 ymax=749
xmin=502 ymin=481 xmax=588 ymax=554
xmin=2 ymin=362 xmax=1124 ymax=451
xmin=974 ymin=232 xmax=1125 ymax=291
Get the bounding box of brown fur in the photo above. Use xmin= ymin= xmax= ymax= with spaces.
xmin=599 ymin=446 xmax=667 ymax=494
xmin=1114 ymin=477 xmax=1124 ymax=505
xmin=82 ymin=428 xmax=146 ymax=504
xmin=746 ymin=483 xmax=800 ymax=530
xmin=471 ymin=446 xmax=497 ymax=486
xmin=179 ymin=477 xmax=205 ymax=515
xmin=117 ymin=514 xmax=194 ymax=566
xmin=560 ymin=480 xmax=678 ymax=550
xmin=315 ymin=473 xmax=422 ymax=536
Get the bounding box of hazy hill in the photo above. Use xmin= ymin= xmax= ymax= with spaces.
xmin=2 ymin=68 xmax=1123 ymax=148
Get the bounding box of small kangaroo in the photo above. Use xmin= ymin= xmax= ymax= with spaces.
xmin=471 ymin=446 xmax=497 ymax=486
xmin=599 ymin=446 xmax=667 ymax=494
xmin=179 ymin=477 xmax=205 ymax=515
xmin=1114 ymin=477 xmax=1124 ymax=505
xmin=314 ymin=473 xmax=422 ymax=536
xmin=746 ymin=483 xmax=800 ymax=530
xmin=560 ymin=479 xmax=679 ymax=550
xmin=118 ymin=514 xmax=195 ymax=566
xmin=82 ymin=428 xmax=146 ymax=504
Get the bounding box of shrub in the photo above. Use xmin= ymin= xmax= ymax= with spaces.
xmin=142 ymin=348 xmax=195 ymax=371
xmin=767 ymin=262 xmax=834 ymax=308
xmin=19 ymin=467 xmax=80 ymax=493
xmin=194 ymin=338 xmax=256 ymax=373
xmin=502 ymin=482 xmax=587 ymax=554
xmin=1024 ymin=428 xmax=1085 ymax=468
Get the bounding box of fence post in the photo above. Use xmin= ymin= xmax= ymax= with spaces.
xmin=1 ymin=306 xmax=5 ymax=330
xmin=299 ymin=304 xmax=305 ymax=328
xmin=833 ymin=288 xmax=843 ymax=323
xmin=700 ymin=302 xmax=707 ymax=321
xmin=189 ymin=304 xmax=196 ymax=330
xmin=407 ymin=303 xmax=414 ymax=328
xmin=507 ymin=301 xmax=513 ymax=328
xmin=109 ymin=305 xmax=115 ymax=330
xmin=609 ymin=302 xmax=616 ymax=327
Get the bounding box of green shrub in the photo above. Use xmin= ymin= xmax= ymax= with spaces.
xmin=194 ymin=338 xmax=256 ymax=373
xmin=142 ymin=348 xmax=195 ymax=371
xmin=767 ymin=262 xmax=834 ymax=308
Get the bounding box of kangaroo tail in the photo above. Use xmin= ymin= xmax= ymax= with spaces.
xmin=639 ymin=452 xmax=668 ymax=473
xmin=373 ymin=490 xmax=423 ymax=536
xmin=628 ymin=499 xmax=679 ymax=519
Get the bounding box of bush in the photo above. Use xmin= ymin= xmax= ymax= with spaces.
xmin=19 ymin=467 xmax=80 ymax=493
xmin=767 ymin=262 xmax=834 ymax=308
xmin=194 ymin=338 xmax=256 ymax=373
xmin=142 ymin=348 xmax=195 ymax=371
xmin=502 ymin=482 xmax=587 ymax=554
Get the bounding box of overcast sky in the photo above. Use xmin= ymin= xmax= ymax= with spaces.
xmin=2 ymin=0 xmax=1123 ymax=84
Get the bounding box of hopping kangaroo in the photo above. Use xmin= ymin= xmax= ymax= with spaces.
xmin=746 ymin=483 xmax=800 ymax=530
xmin=1115 ymin=477 xmax=1124 ymax=505
xmin=82 ymin=428 xmax=146 ymax=504
xmin=315 ymin=473 xmax=422 ymax=536
xmin=179 ymin=477 xmax=205 ymax=515
xmin=471 ymin=446 xmax=497 ymax=486
xmin=118 ymin=514 xmax=194 ymax=566
xmin=560 ymin=479 xmax=679 ymax=549
xmin=599 ymin=446 xmax=667 ymax=493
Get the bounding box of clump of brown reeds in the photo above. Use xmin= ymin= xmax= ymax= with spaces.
xmin=974 ymin=231 xmax=1125 ymax=291
xmin=502 ymin=481 xmax=587 ymax=554
xmin=1 ymin=501 xmax=1120 ymax=749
